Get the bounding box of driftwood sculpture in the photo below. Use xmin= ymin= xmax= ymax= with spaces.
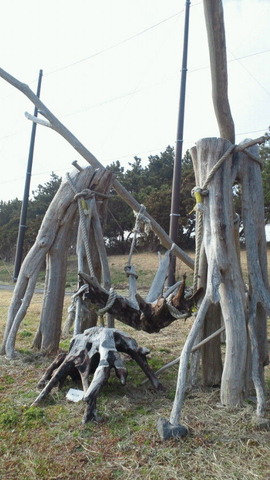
xmin=32 ymin=326 xmax=164 ymax=423
xmin=1 ymin=0 xmax=269 ymax=441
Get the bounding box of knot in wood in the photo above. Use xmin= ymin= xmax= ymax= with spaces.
xmin=38 ymin=236 xmax=49 ymax=248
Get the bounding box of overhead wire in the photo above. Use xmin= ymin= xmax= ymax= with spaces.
xmin=44 ymin=10 xmax=185 ymax=77
xmin=228 ymin=48 xmax=270 ymax=97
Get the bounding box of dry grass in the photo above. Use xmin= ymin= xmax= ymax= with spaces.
xmin=0 ymin=252 xmax=270 ymax=480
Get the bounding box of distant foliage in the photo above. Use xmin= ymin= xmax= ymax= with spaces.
xmin=105 ymin=145 xmax=196 ymax=253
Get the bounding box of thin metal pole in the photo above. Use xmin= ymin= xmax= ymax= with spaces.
xmin=13 ymin=69 xmax=43 ymax=281
xmin=168 ymin=1 xmax=191 ymax=286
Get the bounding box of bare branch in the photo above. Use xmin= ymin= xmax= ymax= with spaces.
xmin=203 ymin=0 xmax=235 ymax=143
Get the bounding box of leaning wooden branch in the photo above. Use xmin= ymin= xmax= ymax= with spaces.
xmin=142 ymin=325 xmax=225 ymax=383
xmin=0 ymin=67 xmax=193 ymax=270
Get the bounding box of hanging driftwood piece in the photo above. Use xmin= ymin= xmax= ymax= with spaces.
xmin=32 ymin=327 xmax=164 ymax=423
xmin=78 ymin=271 xmax=202 ymax=333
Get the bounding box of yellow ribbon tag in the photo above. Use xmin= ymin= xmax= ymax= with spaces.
xmin=193 ymin=190 xmax=202 ymax=204
xmin=189 ymin=188 xmax=204 ymax=214
xmin=81 ymin=199 xmax=88 ymax=214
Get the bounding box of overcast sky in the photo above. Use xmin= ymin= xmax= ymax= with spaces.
xmin=1 ymin=0 xmax=270 ymax=202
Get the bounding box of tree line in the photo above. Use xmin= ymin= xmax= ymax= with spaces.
xmin=0 ymin=137 xmax=269 ymax=262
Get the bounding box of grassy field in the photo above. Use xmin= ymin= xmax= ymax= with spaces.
xmin=0 ymin=253 xmax=270 ymax=480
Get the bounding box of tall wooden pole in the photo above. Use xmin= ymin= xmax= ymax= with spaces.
xmin=168 ymin=0 xmax=191 ymax=285
xmin=13 ymin=69 xmax=43 ymax=281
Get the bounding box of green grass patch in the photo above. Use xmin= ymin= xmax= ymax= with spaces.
xmin=19 ymin=330 xmax=33 ymax=338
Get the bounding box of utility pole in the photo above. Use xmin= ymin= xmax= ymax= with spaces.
xmin=168 ymin=0 xmax=191 ymax=286
xmin=13 ymin=69 xmax=43 ymax=281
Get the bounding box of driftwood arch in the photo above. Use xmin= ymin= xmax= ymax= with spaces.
xmin=0 ymin=0 xmax=269 ymax=438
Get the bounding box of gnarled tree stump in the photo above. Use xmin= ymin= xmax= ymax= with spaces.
xmin=32 ymin=327 xmax=164 ymax=423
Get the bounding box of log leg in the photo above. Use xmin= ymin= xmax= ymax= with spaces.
xmin=32 ymin=360 xmax=75 ymax=405
xmin=113 ymin=355 xmax=128 ymax=385
xmin=37 ymin=352 xmax=67 ymax=388
xmin=76 ymin=355 xmax=93 ymax=392
xmin=83 ymin=364 xmax=111 ymax=423
xmin=127 ymin=348 xmax=165 ymax=391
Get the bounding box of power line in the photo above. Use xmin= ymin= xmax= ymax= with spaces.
xmin=228 ymin=49 xmax=270 ymax=97
xmin=1 ymin=45 xmax=269 ymax=154
xmin=45 ymin=10 xmax=185 ymax=77
xmin=44 ymin=45 xmax=270 ymax=121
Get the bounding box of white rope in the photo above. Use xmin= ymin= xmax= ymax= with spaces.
xmin=66 ymin=173 xmax=95 ymax=277
xmin=127 ymin=204 xmax=151 ymax=266
xmin=72 ymin=284 xmax=89 ymax=300
xmin=134 ymin=205 xmax=152 ymax=235
xmin=97 ymin=288 xmax=117 ymax=315
xmin=202 ymin=144 xmax=236 ymax=190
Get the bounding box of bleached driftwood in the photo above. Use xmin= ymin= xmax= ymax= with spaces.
xmin=167 ymin=137 xmax=270 ymax=434
xmin=146 ymin=249 xmax=172 ymax=303
xmin=32 ymin=326 xmax=164 ymax=423
xmin=203 ymin=0 xmax=235 ymax=143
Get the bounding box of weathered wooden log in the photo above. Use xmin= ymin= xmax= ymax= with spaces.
xmin=235 ymin=141 xmax=270 ymax=416
xmin=168 ymin=136 xmax=270 ymax=433
xmin=78 ymin=272 xmax=202 ymax=333
xmin=168 ymin=138 xmax=246 ymax=430
xmin=203 ymin=0 xmax=235 ymax=143
xmin=32 ymin=327 xmax=164 ymax=423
